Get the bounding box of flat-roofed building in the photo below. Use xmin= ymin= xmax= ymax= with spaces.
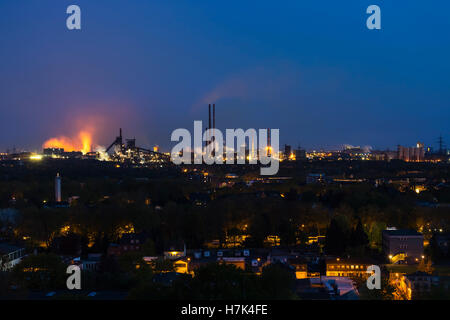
xmin=217 ymin=257 xmax=246 ymax=270
xmin=288 ymin=257 xmax=308 ymax=279
xmin=382 ymin=229 xmax=424 ymax=263
xmin=326 ymin=258 xmax=374 ymax=278
xmin=397 ymin=271 xmax=439 ymax=300
xmin=0 ymin=243 xmax=26 ymax=270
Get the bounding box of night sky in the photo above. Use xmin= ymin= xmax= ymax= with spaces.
xmin=0 ymin=0 xmax=449 ymax=152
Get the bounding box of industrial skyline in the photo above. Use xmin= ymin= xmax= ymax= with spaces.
xmin=1 ymin=102 xmax=447 ymax=157
xmin=0 ymin=1 xmax=449 ymax=152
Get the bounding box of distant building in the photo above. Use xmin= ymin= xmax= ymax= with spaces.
xmin=107 ymin=233 xmax=149 ymax=256
xmin=164 ymin=242 xmax=186 ymax=260
xmin=43 ymin=148 xmax=83 ymax=159
xmin=397 ymin=271 xmax=439 ymax=300
xmin=187 ymin=248 xmax=269 ymax=273
xmin=43 ymin=201 xmax=70 ymax=209
xmin=43 ymin=148 xmax=64 ymax=157
xmin=188 ymin=192 xmax=210 ymax=206
xmin=382 ymin=229 xmax=424 ymax=263
xmin=341 ymin=146 xmax=370 ymax=160
xmin=71 ymin=253 xmax=102 ymax=272
xmin=297 ymin=277 xmax=359 ymax=300
xmin=288 ymin=257 xmax=308 ymax=279
xmin=217 ymin=257 xmax=246 ymax=270
xmin=284 ymin=144 xmax=292 ymax=160
xmin=267 ymin=249 xmax=297 ymax=264
xmin=83 ymin=152 xmax=99 ymax=160
xmin=431 ymin=232 xmax=450 ymax=258
xmin=370 ymin=150 xmax=397 ymax=161
xmin=326 ymin=258 xmax=374 ymax=278
xmin=306 ymin=173 xmax=325 ymax=184
xmin=0 ymin=208 xmax=18 ymax=227
xmin=294 ymin=148 xmax=306 ymax=161
xmin=173 ymin=258 xmax=189 ymax=273
xmin=397 ymin=143 xmax=425 ymax=162
xmin=0 ymin=243 xmax=26 ymax=270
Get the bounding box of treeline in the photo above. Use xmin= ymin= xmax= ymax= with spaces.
xmin=2 ymin=252 xmax=296 ymax=300
xmin=1 ymin=160 xmax=449 ymax=257
xmin=1 ymin=176 xmax=449 ymax=256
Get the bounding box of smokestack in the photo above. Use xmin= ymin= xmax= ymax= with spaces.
xmin=207 ymin=104 xmax=211 ymax=149
xmin=212 ymin=104 xmax=216 ymax=156
xmin=213 ymin=104 xmax=215 ymax=131
xmin=55 ymin=173 xmax=61 ymax=202
xmin=208 ymin=104 xmax=211 ymax=130
xmin=212 ymin=104 xmax=216 ymax=147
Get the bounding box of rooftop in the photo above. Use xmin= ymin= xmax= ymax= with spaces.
xmin=0 ymin=243 xmax=24 ymax=255
xmin=382 ymin=229 xmax=422 ymax=236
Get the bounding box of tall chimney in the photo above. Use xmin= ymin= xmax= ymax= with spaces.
xmin=212 ymin=104 xmax=216 ymax=156
xmin=55 ymin=173 xmax=61 ymax=202
xmin=208 ymin=104 xmax=211 ymax=130
xmin=207 ymin=104 xmax=211 ymax=149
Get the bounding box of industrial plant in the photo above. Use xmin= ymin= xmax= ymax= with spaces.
xmin=104 ymin=128 xmax=169 ymax=164
xmin=38 ymin=128 xmax=170 ymax=165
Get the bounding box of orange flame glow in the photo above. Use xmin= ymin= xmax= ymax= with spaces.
xmin=43 ymin=130 xmax=93 ymax=154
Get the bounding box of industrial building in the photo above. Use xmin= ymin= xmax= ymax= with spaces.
xmin=397 ymin=143 xmax=425 ymax=162
xmin=105 ymin=128 xmax=169 ymax=164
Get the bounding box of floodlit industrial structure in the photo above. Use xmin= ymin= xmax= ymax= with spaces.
xmin=105 ymin=128 xmax=169 ymax=164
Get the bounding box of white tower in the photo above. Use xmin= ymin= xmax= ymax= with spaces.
xmin=55 ymin=173 xmax=61 ymax=202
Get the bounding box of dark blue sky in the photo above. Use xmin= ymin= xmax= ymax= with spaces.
xmin=0 ymin=0 xmax=449 ymax=152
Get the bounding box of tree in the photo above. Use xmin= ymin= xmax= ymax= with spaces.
xmin=348 ymin=218 xmax=369 ymax=257
xmin=247 ymin=214 xmax=269 ymax=248
xmin=417 ymin=259 xmax=434 ymax=274
xmin=12 ymin=253 xmax=67 ymax=290
xmin=285 ymin=188 xmax=299 ymax=201
xmin=118 ymin=251 xmax=145 ymax=273
xmin=350 ymin=219 xmax=369 ymax=247
xmin=50 ymin=232 xmax=82 ymax=255
xmin=260 ymin=263 xmax=297 ymax=299
xmin=152 ymin=258 xmax=175 ymax=273
xmin=428 ymin=234 xmax=446 ymax=263
xmin=189 ymin=263 xmax=248 ymax=299
xmin=324 ymin=217 xmax=350 ymax=255
xmin=366 ymin=220 xmax=386 ymax=249
xmin=355 ymin=273 xmax=395 ymax=300
xmin=141 ymin=239 xmax=156 ymax=256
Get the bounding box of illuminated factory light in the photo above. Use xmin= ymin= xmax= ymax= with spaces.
xmin=29 ymin=154 xmax=43 ymax=161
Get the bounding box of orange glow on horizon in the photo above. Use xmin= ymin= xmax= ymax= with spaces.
xmin=43 ymin=130 xmax=93 ymax=154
